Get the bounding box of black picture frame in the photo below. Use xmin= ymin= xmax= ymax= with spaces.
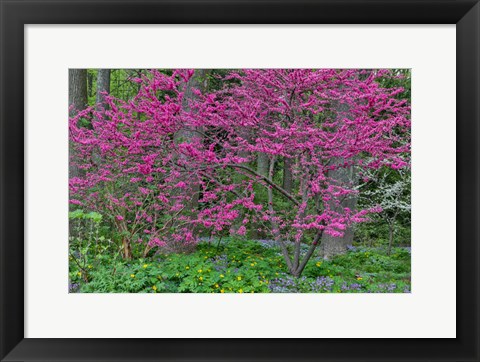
xmin=1 ymin=0 xmax=479 ymax=361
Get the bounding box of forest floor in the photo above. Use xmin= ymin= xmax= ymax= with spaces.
xmin=69 ymin=238 xmax=411 ymax=293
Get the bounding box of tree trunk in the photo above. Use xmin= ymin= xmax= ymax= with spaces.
xmin=90 ymin=69 xmax=111 ymax=166
xmin=318 ymin=164 xmax=358 ymax=259
xmin=257 ymin=153 xmax=269 ymax=177
xmin=282 ymin=157 xmax=293 ymax=193
xmin=175 ymin=69 xmax=209 ymax=210
xmin=318 ymin=92 xmax=358 ymax=259
xmin=95 ymin=69 xmax=111 ymax=113
xmin=123 ymin=237 xmax=132 ymax=260
xmin=87 ymin=71 xmax=94 ymax=98
xmin=230 ymin=122 xmax=252 ymax=236
xmin=387 ymin=221 xmax=394 ymax=255
xmin=250 ymin=152 xmax=270 ymax=238
xmin=68 ymin=69 xmax=87 ymax=117
xmin=68 ymin=69 xmax=87 ymax=180
xmin=115 ymin=219 xmax=132 ymax=259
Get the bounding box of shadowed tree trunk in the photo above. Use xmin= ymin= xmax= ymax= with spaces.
xmin=95 ymin=69 xmax=111 ymax=113
xmin=257 ymin=153 xmax=269 ymax=177
xmin=318 ymin=162 xmax=358 ymax=259
xmin=175 ymin=69 xmax=209 ymax=210
xmin=91 ymin=69 xmax=111 ymax=176
xmin=69 ymin=69 xmax=87 ymax=117
xmin=230 ymin=122 xmax=253 ymax=236
xmin=251 ymin=152 xmax=270 ymax=238
xmin=68 ymin=69 xmax=87 ymax=180
xmin=318 ymin=91 xmax=359 ymax=259
xmin=282 ymin=157 xmax=293 ymax=193
xmin=87 ymin=71 xmax=94 ymax=98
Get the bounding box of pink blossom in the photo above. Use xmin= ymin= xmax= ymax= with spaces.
xmin=69 ymin=68 xmax=410 ymax=275
xmin=175 ymin=181 xmax=187 ymax=189
xmin=237 ymin=226 xmax=247 ymax=236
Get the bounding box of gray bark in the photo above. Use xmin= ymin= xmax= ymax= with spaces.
xmin=95 ymin=69 xmax=111 ymax=113
xmin=230 ymin=118 xmax=253 ymax=236
xmin=318 ymin=162 xmax=358 ymax=259
xmin=282 ymin=157 xmax=293 ymax=193
xmin=87 ymin=71 xmax=94 ymax=98
xmin=68 ymin=69 xmax=87 ymax=117
xmin=257 ymin=153 xmax=269 ymax=177
xmin=68 ymin=69 xmax=87 ymax=180
xmin=176 ymin=69 xmax=207 ymax=143
xmin=175 ymin=69 xmax=209 ymax=210
xmin=318 ymin=95 xmax=359 ymax=259
xmin=249 ymin=152 xmax=269 ymax=238
xmin=91 ymin=70 xmax=111 ymax=165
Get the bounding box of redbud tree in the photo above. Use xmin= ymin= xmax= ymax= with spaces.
xmin=69 ymin=69 xmax=410 ymax=277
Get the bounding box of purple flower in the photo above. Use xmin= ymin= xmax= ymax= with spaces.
xmin=69 ymin=282 xmax=80 ymax=293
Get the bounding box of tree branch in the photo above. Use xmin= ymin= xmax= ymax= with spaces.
xmin=225 ymin=163 xmax=300 ymax=207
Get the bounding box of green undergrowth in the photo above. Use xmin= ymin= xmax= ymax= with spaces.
xmin=69 ymin=239 xmax=411 ymax=293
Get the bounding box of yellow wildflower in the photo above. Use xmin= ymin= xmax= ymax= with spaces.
xmin=199 ymin=276 xmax=203 ymax=281
xmin=316 ymin=262 xmax=322 ymax=267
xmin=238 ymin=289 xmax=243 ymax=293
xmin=198 ymin=269 xmax=202 ymax=273
xmin=185 ymin=266 xmax=190 ymax=270
xmin=220 ymin=274 xmax=225 ymax=278
xmin=143 ymin=264 xmax=148 ymax=268
xmin=250 ymin=263 xmax=255 ymax=267
xmin=152 ymin=285 xmax=157 ymax=291
xmin=357 ymin=277 xmax=363 ymax=280
xmin=77 ymin=272 xmax=82 ymax=277
xmin=130 ymin=274 xmax=135 ymax=278
xmin=237 ymin=276 xmax=242 ymax=281
xmin=215 ymin=284 xmax=219 ymax=288
xmin=220 ymin=289 xmax=225 ymax=293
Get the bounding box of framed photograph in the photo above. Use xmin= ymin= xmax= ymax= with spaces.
xmin=1 ymin=0 xmax=478 ymax=361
